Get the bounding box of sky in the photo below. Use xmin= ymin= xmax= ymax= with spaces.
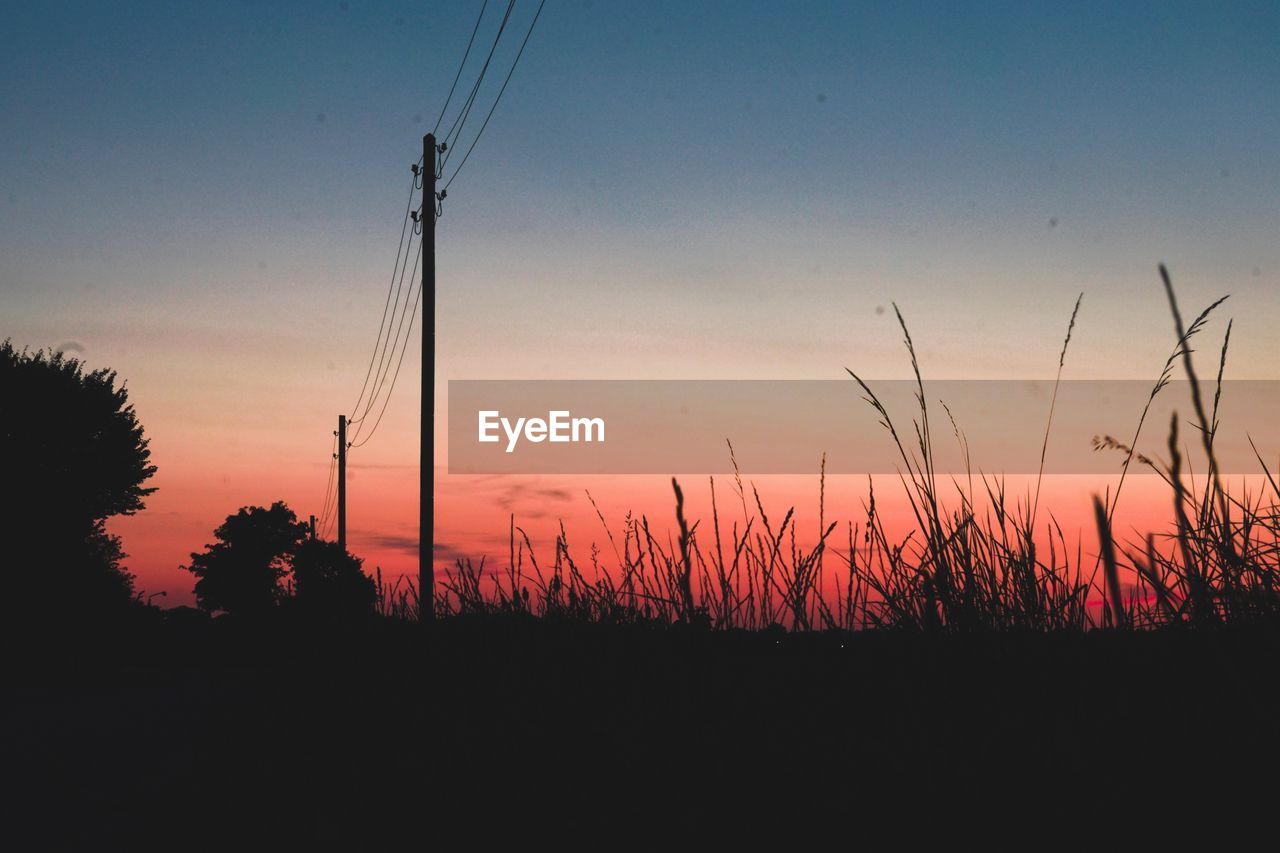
xmin=2 ymin=1 xmax=1278 ymax=604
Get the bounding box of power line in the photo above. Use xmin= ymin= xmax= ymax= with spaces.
xmin=350 ymin=250 xmax=423 ymax=449
xmin=349 ymin=226 xmax=420 ymax=443
xmin=321 ymin=436 xmax=336 ymax=520
xmin=433 ymin=0 xmax=492 ymax=136
xmin=348 ymin=171 xmax=418 ymax=423
xmin=351 ymin=222 xmax=420 ymax=429
xmin=444 ymin=0 xmax=547 ymax=192
xmin=318 ymin=433 xmax=338 ymax=538
xmin=440 ymin=0 xmax=517 ymax=153
xmin=440 ymin=0 xmax=519 ymax=158
xmin=339 ymin=0 xmax=544 ymax=459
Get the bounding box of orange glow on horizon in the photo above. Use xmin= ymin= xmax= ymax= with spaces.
xmin=111 ymin=464 xmax=1209 ymax=608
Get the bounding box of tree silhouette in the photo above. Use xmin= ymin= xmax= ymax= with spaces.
xmin=290 ymin=539 xmax=377 ymax=619
xmin=0 ymin=341 xmax=156 ymax=618
xmin=183 ymin=502 xmax=306 ymax=616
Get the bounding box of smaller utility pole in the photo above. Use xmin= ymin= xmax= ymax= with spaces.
xmin=337 ymin=414 xmax=348 ymax=553
xmin=308 ymin=515 xmax=317 ymax=541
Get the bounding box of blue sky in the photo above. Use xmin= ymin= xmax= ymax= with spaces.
xmin=3 ymin=1 xmax=1276 ymax=383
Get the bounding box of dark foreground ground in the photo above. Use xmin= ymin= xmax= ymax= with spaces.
xmin=3 ymin=613 xmax=1279 ymax=846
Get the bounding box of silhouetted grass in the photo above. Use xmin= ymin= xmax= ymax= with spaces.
xmin=419 ymin=265 xmax=1280 ymax=632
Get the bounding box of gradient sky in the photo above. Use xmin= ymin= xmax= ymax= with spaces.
xmin=2 ymin=1 xmax=1278 ymax=603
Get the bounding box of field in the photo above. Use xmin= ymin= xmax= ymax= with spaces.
xmin=426 ymin=268 xmax=1280 ymax=634
xmin=5 ymin=615 xmax=1280 ymax=844
xmin=5 ymin=269 xmax=1280 ymax=844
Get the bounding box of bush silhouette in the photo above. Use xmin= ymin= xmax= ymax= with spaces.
xmin=290 ymin=539 xmax=377 ymax=619
xmin=183 ymin=502 xmax=306 ymax=616
xmin=0 ymin=341 xmax=156 ymax=619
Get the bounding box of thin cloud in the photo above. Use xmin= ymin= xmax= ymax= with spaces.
xmin=495 ymin=483 xmax=574 ymax=510
xmin=361 ymin=532 xmax=418 ymax=555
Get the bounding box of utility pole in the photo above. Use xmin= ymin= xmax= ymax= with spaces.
xmin=338 ymin=414 xmax=348 ymax=553
xmin=422 ymin=133 xmax=438 ymax=622
xmin=308 ymin=515 xmax=317 ymax=541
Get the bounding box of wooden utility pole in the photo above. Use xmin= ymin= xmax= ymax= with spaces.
xmin=338 ymin=414 xmax=348 ymax=553
xmin=308 ymin=515 xmax=317 ymax=541
xmin=422 ymin=133 xmax=437 ymax=621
